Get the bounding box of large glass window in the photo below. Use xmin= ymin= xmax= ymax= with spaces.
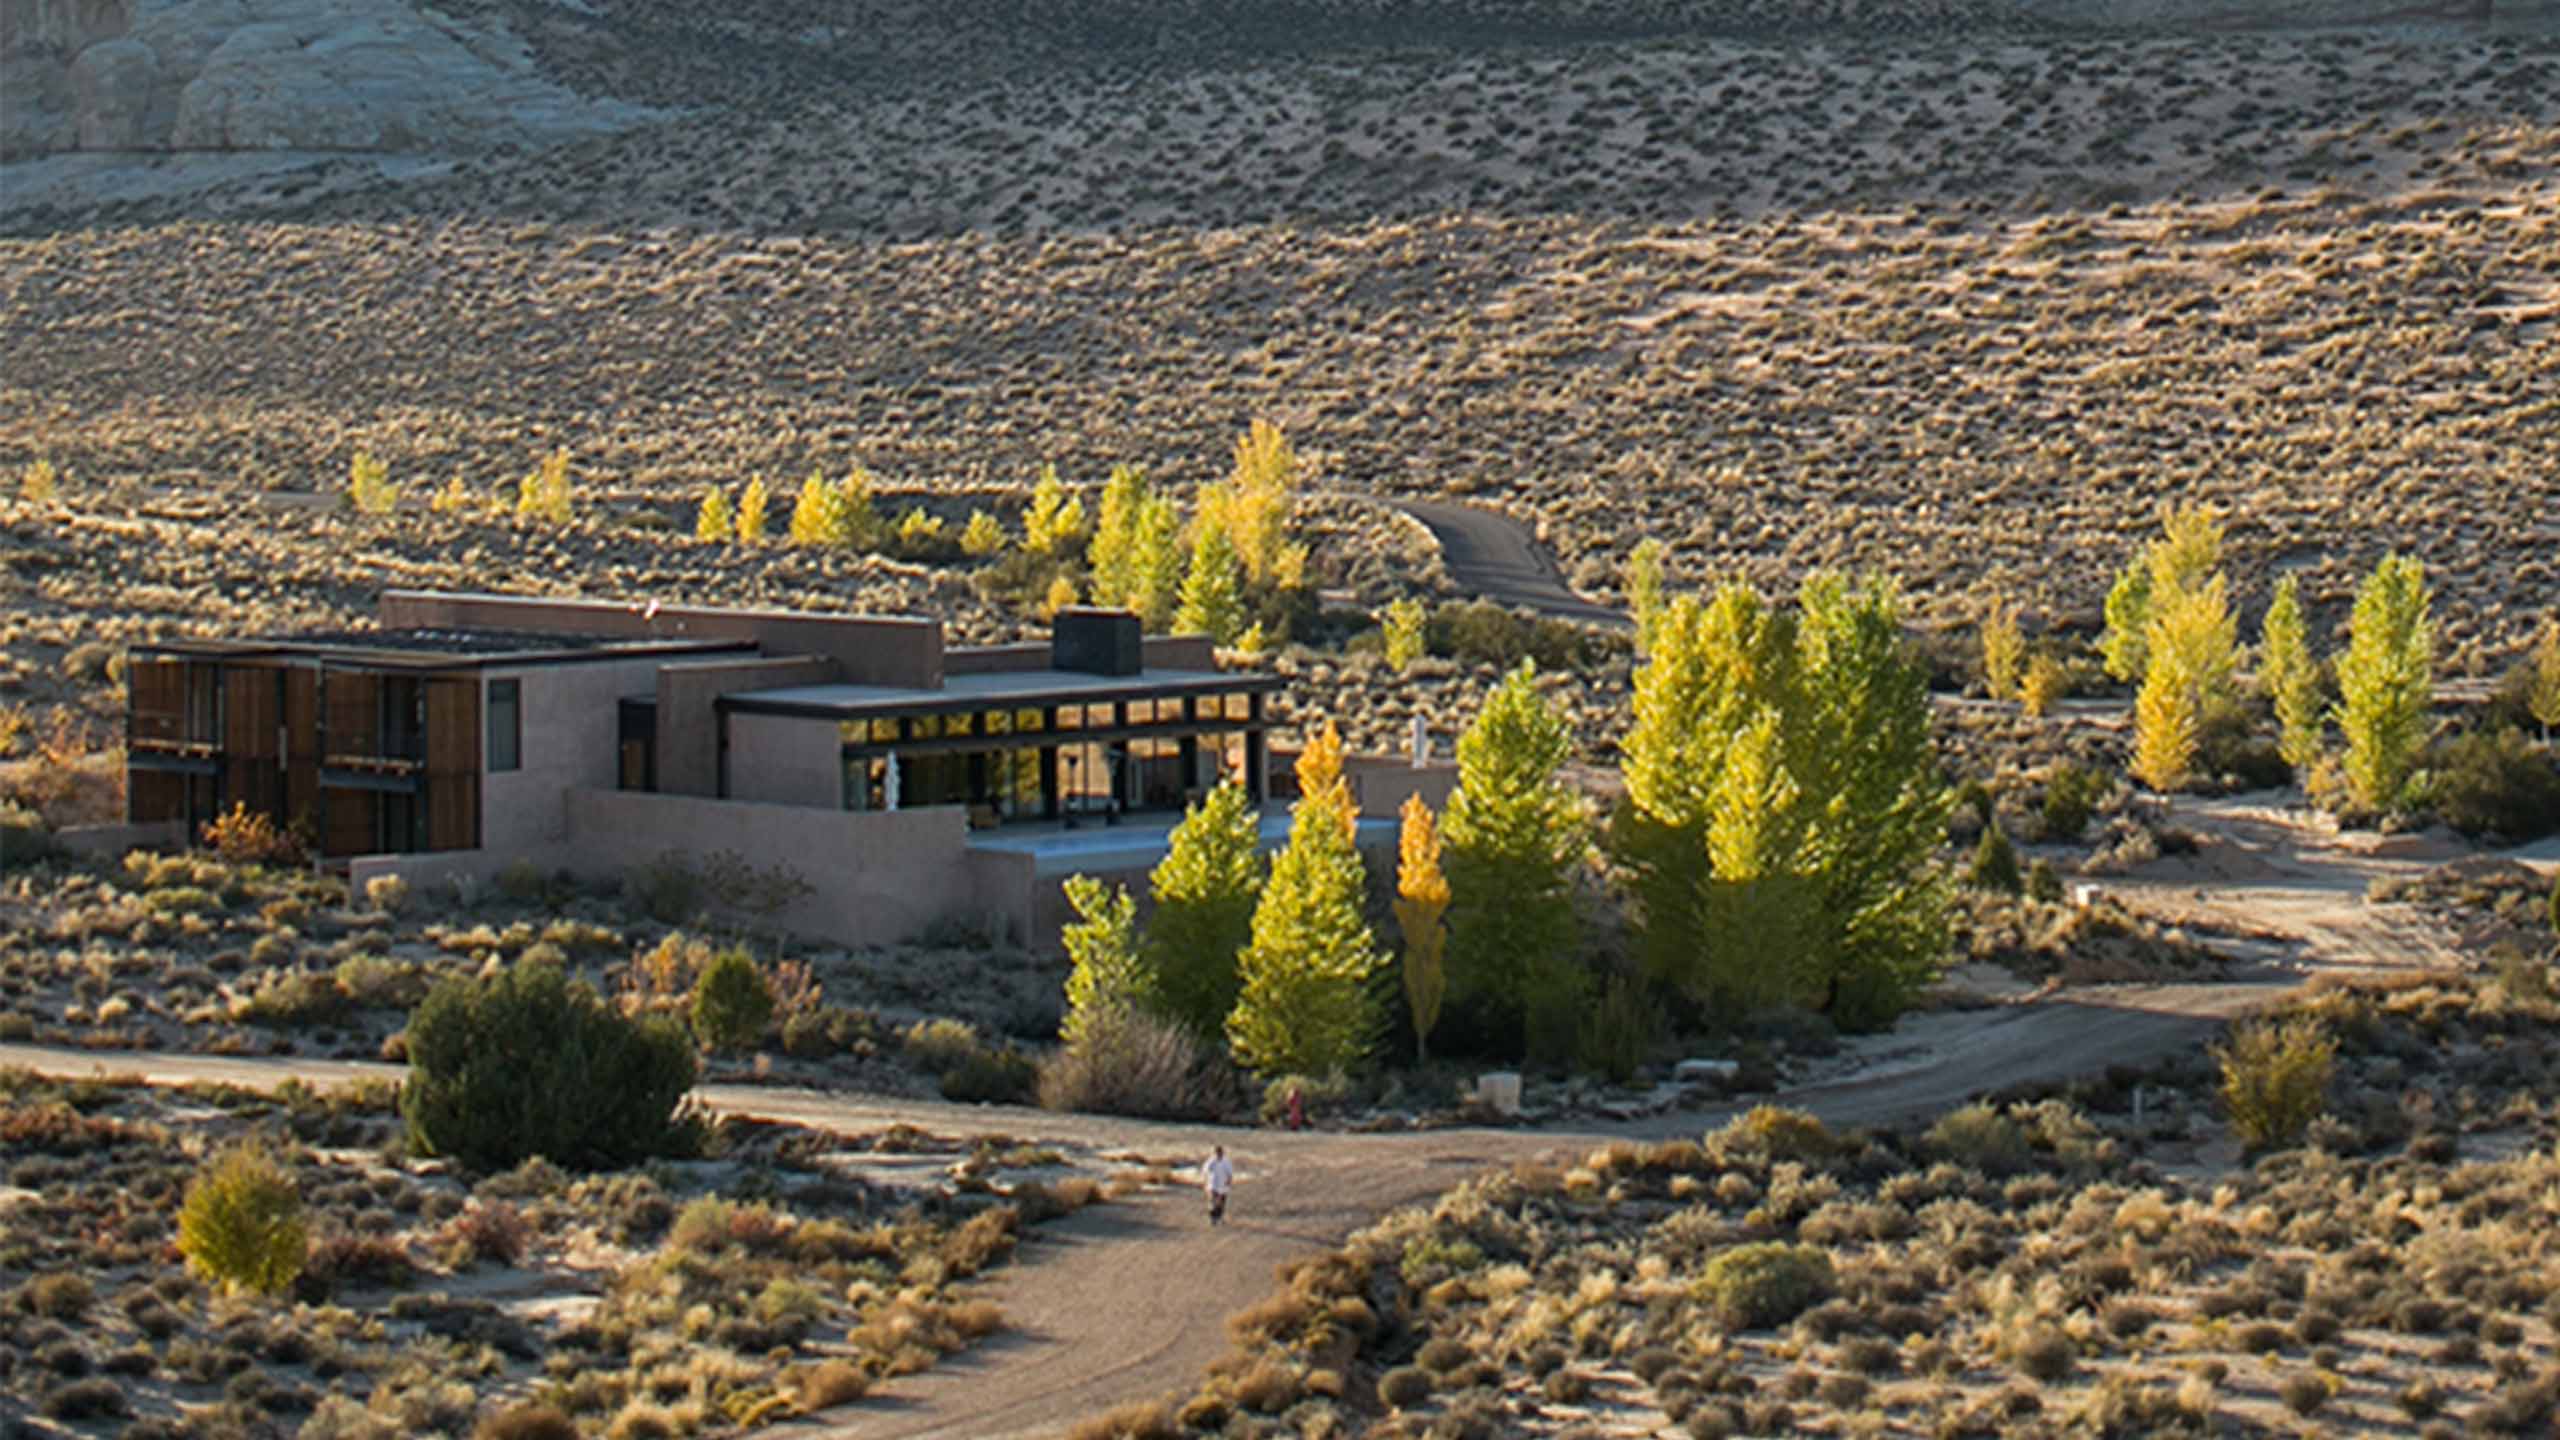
xmin=487 ymin=680 xmax=520 ymax=772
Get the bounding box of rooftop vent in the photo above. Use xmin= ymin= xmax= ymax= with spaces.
xmin=1051 ymin=608 xmax=1143 ymax=677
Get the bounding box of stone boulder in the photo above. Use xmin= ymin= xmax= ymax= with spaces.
xmin=2 ymin=0 xmax=653 ymax=158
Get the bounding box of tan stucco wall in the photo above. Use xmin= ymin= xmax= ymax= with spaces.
xmin=1344 ymin=758 xmax=1461 ymax=820
xmin=723 ymin=711 xmax=844 ymax=809
xmin=480 ymin=657 xmax=669 ymax=856
xmin=656 ymin=655 xmax=837 ymax=797
xmin=561 ymin=788 xmax=979 ymax=948
xmin=380 ymin=591 xmax=941 ymax=687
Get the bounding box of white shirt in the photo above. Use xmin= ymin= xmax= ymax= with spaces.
xmin=1202 ymin=1154 xmax=1233 ymax=1196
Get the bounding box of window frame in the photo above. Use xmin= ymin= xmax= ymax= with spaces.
xmin=487 ymin=678 xmax=522 ymax=773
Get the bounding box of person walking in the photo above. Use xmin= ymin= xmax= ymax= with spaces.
xmin=1202 ymin=1144 xmax=1234 ymax=1226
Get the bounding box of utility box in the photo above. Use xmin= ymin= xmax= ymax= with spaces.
xmin=1051 ymin=608 xmax=1143 ymax=677
xmin=1477 ymin=1071 xmax=1522 ymax=1116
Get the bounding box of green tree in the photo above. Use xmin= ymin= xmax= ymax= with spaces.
xmin=1394 ymin=793 xmax=1450 ymax=1063
xmin=690 ymin=946 xmax=775 ymax=1054
xmin=178 ymin=1142 xmax=305 ymax=1297
xmin=1626 ymin=537 xmax=1669 ymax=657
xmin=1143 ymin=782 xmax=1264 ymax=1042
xmin=1176 ymin=522 xmax=1248 ymax=643
xmin=961 ymin=508 xmax=1006 ymax=556
xmin=515 ymin=448 xmax=573 ymax=526
xmin=1382 ymin=598 xmax=1426 ymax=672
xmin=2132 ymin=572 xmax=2235 ymax=792
xmin=2526 ymin=619 xmax=2560 ymax=743
xmin=737 ymin=475 xmax=769 ymax=543
xmin=788 ymin=469 xmax=849 ymax=547
xmin=1087 ymin=464 xmax=1149 ymax=607
xmin=2101 ymin=558 xmax=2152 ymax=683
xmin=2259 ymin=574 xmax=2325 ymax=773
xmin=1060 ymin=875 xmax=1152 ymax=1050
xmin=1200 ymin=420 xmax=1300 ymax=586
xmin=694 ymin=484 xmax=734 ymax=543
xmin=1979 ymin=592 xmax=2023 ymax=702
xmin=1227 ymin=722 xmax=1383 ymax=1076
xmin=1442 ymin=661 xmax=1588 ymax=1060
xmin=1621 ymin=575 xmax=1948 ymax=1030
xmin=838 ymin=467 xmax=881 ymax=548
xmin=402 ymin=956 xmax=697 ymax=1170
xmin=2334 ymin=553 xmax=2433 ymax=815
xmin=1022 ymin=464 xmax=1085 ymax=556
xmin=1130 ymin=495 xmax=1185 ymax=631
xmin=348 ymin=449 xmax=397 ymax=516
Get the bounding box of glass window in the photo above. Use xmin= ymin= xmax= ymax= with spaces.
xmin=944 ymin=712 xmax=975 ymax=738
xmin=1015 ymin=708 xmax=1044 ymax=733
xmin=487 ymin=679 xmax=520 ymax=772
xmin=908 ymin=714 xmax=941 ymax=741
xmin=984 ymin=710 xmax=1012 ymax=736
xmin=1084 ymin=703 xmax=1118 ymax=730
xmin=869 ymin=718 xmax=900 ymax=745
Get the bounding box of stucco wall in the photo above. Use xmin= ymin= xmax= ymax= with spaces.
xmin=1344 ymin=757 xmax=1460 ymax=820
xmin=656 ymin=655 xmax=836 ymax=797
xmin=560 ymin=788 xmax=978 ymax=948
xmin=723 ymin=711 xmax=843 ymax=809
xmin=479 ymin=657 xmax=668 ymax=857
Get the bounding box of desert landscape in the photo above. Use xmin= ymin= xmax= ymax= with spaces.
xmin=6 ymin=0 xmax=2560 ymax=1436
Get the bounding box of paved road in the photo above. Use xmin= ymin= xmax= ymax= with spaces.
xmin=0 ymin=980 xmax=2266 ymax=1438
xmin=1383 ymin=497 xmax=1631 ymax=629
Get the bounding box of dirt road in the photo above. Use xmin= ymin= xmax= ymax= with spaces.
xmin=0 ymin=977 xmax=2266 ymax=1439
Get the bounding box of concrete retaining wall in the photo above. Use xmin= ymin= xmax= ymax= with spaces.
xmin=560 ymin=788 xmax=977 ymax=948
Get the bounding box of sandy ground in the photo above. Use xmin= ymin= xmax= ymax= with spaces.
xmin=1 ymin=777 xmax=2508 ymax=1440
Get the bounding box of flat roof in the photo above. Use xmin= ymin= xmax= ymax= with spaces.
xmin=133 ymin=628 xmax=753 ymax=670
xmin=721 ymin=666 xmax=1281 ymax=721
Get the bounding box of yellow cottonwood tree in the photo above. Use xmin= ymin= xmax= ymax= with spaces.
xmin=1227 ymin=722 xmax=1382 ymax=1076
xmin=1393 ymin=793 xmax=1449 ymax=1063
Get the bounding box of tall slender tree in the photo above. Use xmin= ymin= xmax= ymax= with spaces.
xmin=1131 ymin=494 xmax=1185 ymax=632
xmin=1393 ymin=793 xmax=1449 ymax=1064
xmin=1626 ymin=537 xmax=1669 ymax=658
xmin=1086 ymin=464 xmax=1149 ymax=608
xmin=694 ymin=485 xmax=733 ymax=543
xmin=1227 ymin=722 xmax=1383 ymax=1077
xmin=1059 ymin=875 xmax=1150 ymax=1049
xmin=1143 ymin=782 xmax=1264 ymax=1043
xmin=2334 ymin=553 xmax=2433 ymax=815
xmin=2526 ymin=619 xmax=2560 ymax=744
xmin=1441 ymin=661 xmax=1588 ymax=1060
xmin=1176 ymin=523 xmax=1248 ymax=643
xmin=2258 ymin=574 xmax=2325 ymax=773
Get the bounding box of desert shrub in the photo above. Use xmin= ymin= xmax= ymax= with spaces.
xmin=201 ymin=804 xmax=301 ymax=864
xmin=40 ymin=1378 xmax=126 ymax=1419
xmin=1712 ymin=1106 xmax=1836 ymax=1163
xmin=1427 ymin=600 xmax=1607 ymax=672
xmin=793 ymin=1358 xmax=870 ymax=1412
xmin=16 ymin=1272 xmax=92 ymax=1319
xmin=1400 ymin=1233 xmax=1486 ymax=1289
xmin=1696 ymin=1243 xmax=1834 ymax=1331
xmin=2007 ymin=1323 xmax=2077 ymax=1381
xmin=941 ymin=1044 xmax=1038 ymax=1104
xmin=1038 ymin=1006 xmax=1233 ymax=1119
xmin=443 ymin=1201 xmax=527 ymax=1267
xmin=475 ymin=1405 xmax=577 ymax=1440
xmin=178 ymin=1141 xmax=306 ymax=1297
xmin=2216 ymin=1017 xmax=2335 ymax=1152
xmin=2278 ymin=1370 xmax=2333 ymax=1417
xmin=401 ymin=955 xmax=698 ymax=1170
xmin=2039 ymin=763 xmax=2106 ymax=842
xmin=901 ymin=1017 xmax=984 ymax=1073
xmin=364 ymin=874 xmax=410 ymax=915
xmin=1925 ymin=1102 xmax=2032 ymax=1176
xmin=300 ymin=1231 xmax=418 ymax=1295
xmin=1967 ymin=825 xmax=2022 ymax=894
xmin=623 ymin=852 xmax=703 ymax=925
xmin=1378 ymin=1365 xmax=1433 ymax=1409
xmin=689 ymin=946 xmax=775 ymax=1053
xmin=2430 ymin=728 xmax=2560 ymax=842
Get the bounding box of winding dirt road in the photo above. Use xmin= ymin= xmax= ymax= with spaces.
xmin=0 ymin=979 xmax=2265 ymax=1439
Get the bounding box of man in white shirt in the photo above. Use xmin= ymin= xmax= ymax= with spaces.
xmin=1202 ymin=1145 xmax=1234 ymax=1226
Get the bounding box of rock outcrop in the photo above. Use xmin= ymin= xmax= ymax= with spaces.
xmin=2 ymin=0 xmax=653 ymax=158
